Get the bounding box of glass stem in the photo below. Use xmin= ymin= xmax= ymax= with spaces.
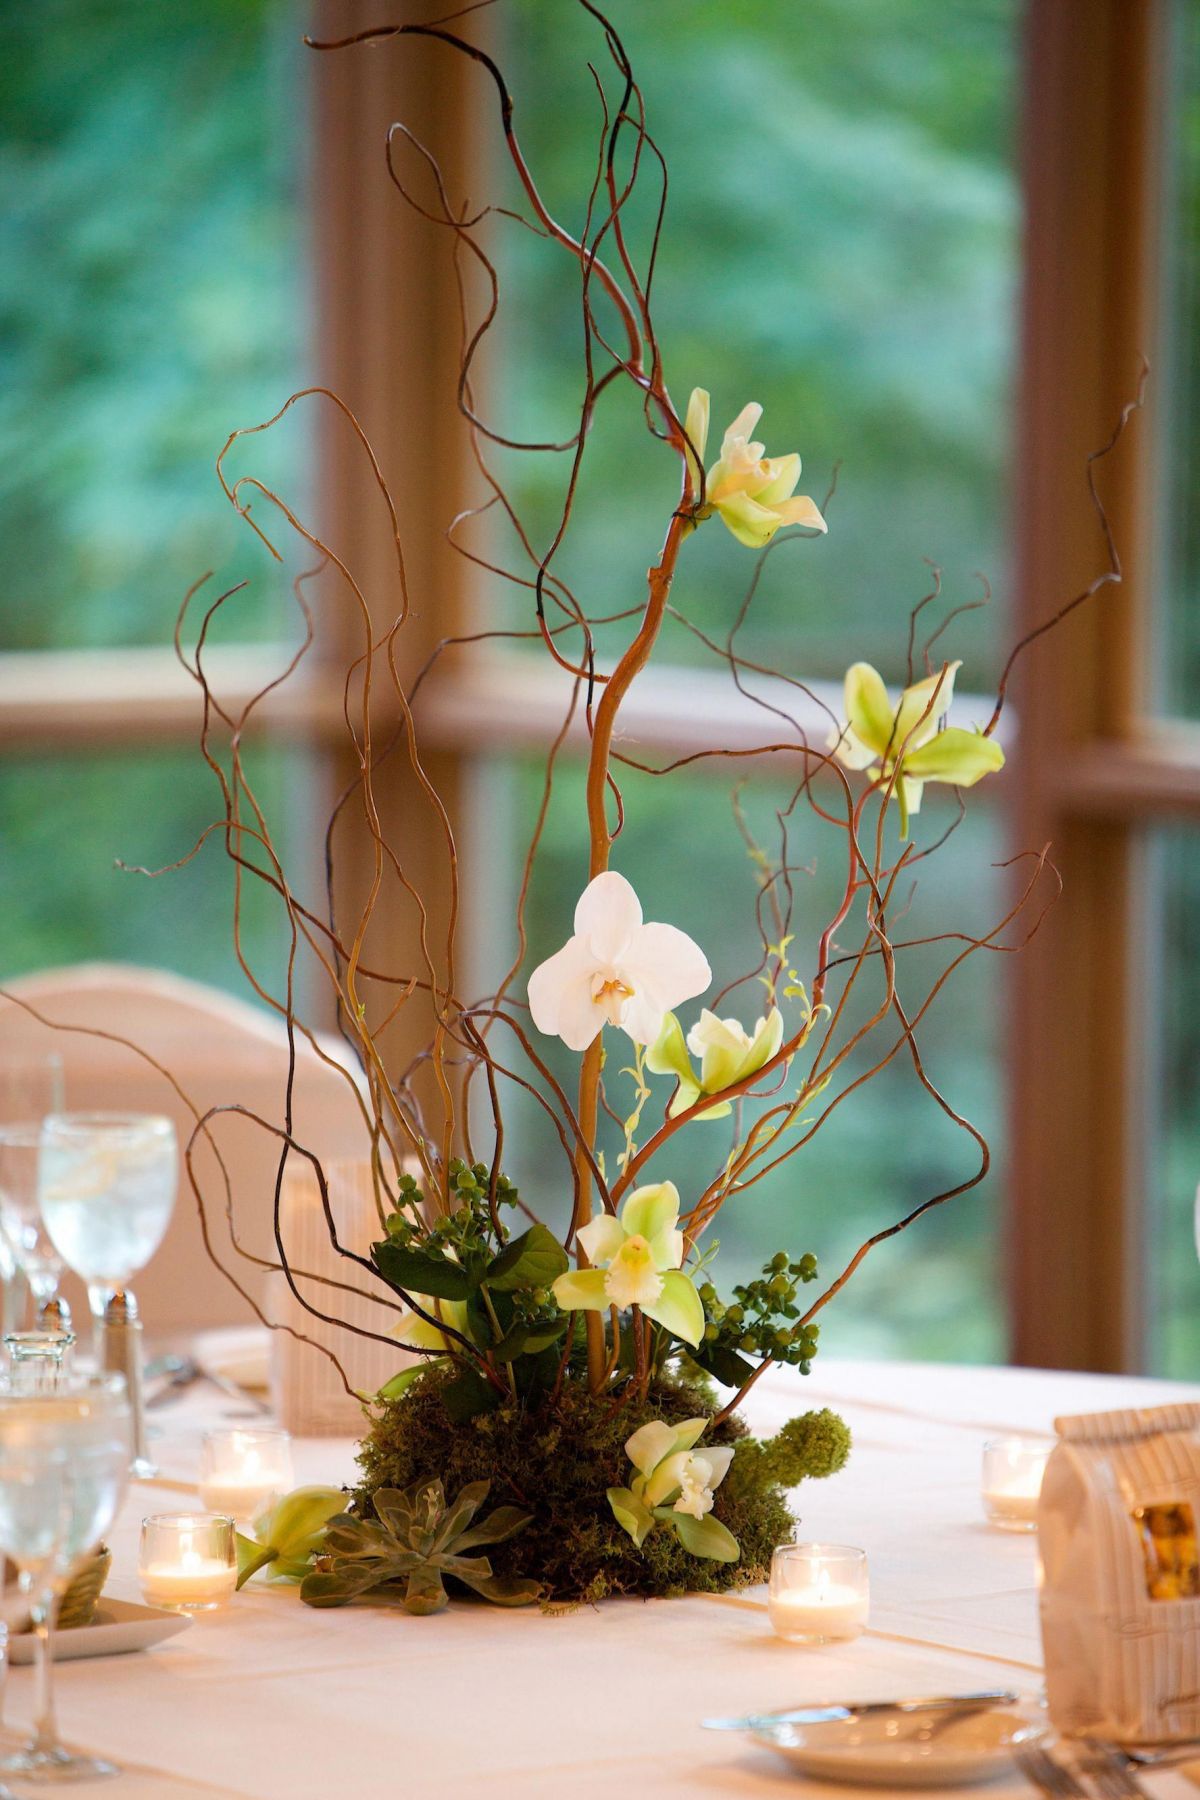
xmin=28 ymin=1584 xmax=62 ymax=1761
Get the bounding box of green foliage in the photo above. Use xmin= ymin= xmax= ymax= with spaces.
xmin=353 ymin=1365 xmax=847 ymax=1603
xmin=301 ymin=1478 xmax=539 ymax=1616
xmin=724 ymin=1409 xmax=852 ymax=1505
xmin=693 ymin=1250 xmax=821 ymax=1386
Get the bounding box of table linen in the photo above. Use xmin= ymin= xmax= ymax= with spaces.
xmin=5 ymin=1354 xmax=1200 ymax=1799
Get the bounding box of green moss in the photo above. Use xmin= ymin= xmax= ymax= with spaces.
xmin=354 ymin=1366 xmax=849 ymax=1604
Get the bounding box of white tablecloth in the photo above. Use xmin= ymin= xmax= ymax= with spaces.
xmin=7 ymin=1355 xmax=1200 ymax=1799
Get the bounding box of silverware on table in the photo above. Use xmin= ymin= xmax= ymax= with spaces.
xmin=1079 ymin=1742 xmax=1150 ymax=1798
xmin=701 ymin=1687 xmax=1020 ymax=1733
xmin=144 ymin=1353 xmax=271 ymax=1415
xmin=1013 ymin=1740 xmax=1089 ymax=1798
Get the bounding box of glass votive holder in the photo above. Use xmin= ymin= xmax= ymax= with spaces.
xmin=769 ymin=1543 xmax=870 ymax=1645
xmin=198 ymin=1428 xmax=293 ymax=1524
xmin=138 ymin=1513 xmax=237 ymax=1613
xmin=981 ymin=1437 xmax=1050 ymax=1532
xmin=3 ymin=1329 xmax=75 ymax=1392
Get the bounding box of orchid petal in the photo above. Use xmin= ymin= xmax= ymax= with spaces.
xmin=828 ymin=722 xmax=881 ymax=772
xmin=713 ymin=490 xmax=784 ymax=548
xmin=683 ymin=387 xmax=710 ymax=479
xmin=893 ymin=661 xmax=961 ymax=752
xmin=666 ymin=1077 xmax=706 ymax=1118
xmin=903 ymin=725 xmax=1005 ymax=787
xmin=844 ymin=663 xmax=894 ymax=758
xmin=550 ymin=1269 xmax=609 ymax=1314
xmin=573 ymin=869 xmax=642 ymax=963
xmin=771 ymin=492 xmax=827 ymax=533
xmin=721 ymin=401 xmax=763 ymax=448
xmin=620 ymin=1181 xmax=680 ymax=1249
xmin=754 ymin=452 xmax=801 ymax=507
xmin=645 ymin=1012 xmax=695 ymax=1086
xmin=527 ymin=934 xmax=604 ymax=1052
xmin=643 ymin=1447 xmax=691 ymax=1508
xmin=626 ymin=1417 xmax=691 ymax=1479
xmin=576 ymin=1213 xmax=626 ymax=1265
xmin=670 ymin=1511 xmax=740 ymax=1562
xmin=639 ymin=1268 xmax=705 ymax=1347
xmin=694 ymin=1444 xmax=735 ymax=1490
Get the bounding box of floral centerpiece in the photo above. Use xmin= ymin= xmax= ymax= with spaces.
xmin=26 ymin=4 xmax=1137 ymax=1615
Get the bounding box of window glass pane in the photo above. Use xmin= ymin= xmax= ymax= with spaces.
xmin=484 ymin=756 xmax=1007 ymax=1362
xmin=1147 ymin=825 xmax=1200 ymax=1376
xmin=0 ymin=747 xmax=304 ymax=1003
xmin=476 ymin=3 xmax=1018 ymax=1361
xmin=491 ymin=0 xmax=1018 ymax=685
xmin=1157 ymin=0 xmax=1200 ymax=719
xmin=0 ymin=0 xmax=306 ymax=651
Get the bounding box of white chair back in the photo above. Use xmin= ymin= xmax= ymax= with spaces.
xmin=0 ymin=963 xmax=370 ymax=1334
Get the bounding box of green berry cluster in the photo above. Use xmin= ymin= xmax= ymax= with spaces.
xmin=699 ymin=1249 xmax=821 ymax=1372
xmin=383 ymin=1160 xmax=520 ymax=1263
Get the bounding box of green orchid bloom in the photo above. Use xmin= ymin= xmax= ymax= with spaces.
xmin=684 ymin=388 xmax=827 ymax=548
xmin=646 ymin=1006 xmax=784 ymax=1119
xmin=551 ymin=1181 xmax=705 ymax=1347
xmin=829 ymin=660 xmax=1005 ymax=837
xmin=235 ymin=1485 xmax=346 ymax=1588
xmin=391 ymin=1291 xmax=471 ymax=1355
xmin=607 ymin=1415 xmax=740 ymax=1562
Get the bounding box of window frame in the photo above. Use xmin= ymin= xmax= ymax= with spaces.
xmin=0 ymin=0 xmax=1188 ymax=1372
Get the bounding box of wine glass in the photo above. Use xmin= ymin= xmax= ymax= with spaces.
xmin=36 ymin=1113 xmax=176 ymax=1348
xmin=0 ymin=1058 xmax=64 ymax=1337
xmin=0 ymin=1127 xmax=66 ymax=1328
xmin=0 ymin=1055 xmax=64 ymax=1131
xmin=0 ymin=1372 xmax=131 ymax=1782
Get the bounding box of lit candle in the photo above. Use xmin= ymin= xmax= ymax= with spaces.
xmin=981 ymin=1438 xmax=1049 ymax=1532
xmin=769 ymin=1543 xmax=869 ymax=1644
xmin=138 ymin=1514 xmax=237 ymax=1613
xmin=198 ymin=1429 xmax=292 ymax=1525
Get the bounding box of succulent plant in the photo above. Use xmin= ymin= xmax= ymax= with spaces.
xmin=300 ymin=1478 xmax=539 ymax=1616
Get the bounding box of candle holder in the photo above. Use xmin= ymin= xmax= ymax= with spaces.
xmin=981 ymin=1437 xmax=1050 ymax=1532
xmin=138 ymin=1513 xmax=237 ymax=1613
xmin=198 ymin=1428 xmax=293 ymax=1524
xmin=768 ymin=1542 xmax=869 ymax=1644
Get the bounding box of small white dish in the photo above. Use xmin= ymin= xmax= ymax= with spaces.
xmin=8 ymin=1598 xmax=192 ymax=1664
xmin=753 ymin=1707 xmax=1044 ymax=1788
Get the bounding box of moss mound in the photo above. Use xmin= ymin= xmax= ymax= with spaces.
xmin=354 ymin=1366 xmax=849 ymax=1604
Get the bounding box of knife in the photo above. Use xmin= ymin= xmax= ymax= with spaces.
xmin=701 ymin=1688 xmax=1020 ymax=1732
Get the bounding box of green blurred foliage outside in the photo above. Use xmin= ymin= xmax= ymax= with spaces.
xmin=479 ymin=0 xmax=1019 ymax=1360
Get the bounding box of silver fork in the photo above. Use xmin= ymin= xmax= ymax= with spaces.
xmin=1013 ymin=1741 xmax=1089 ymax=1798
xmin=1079 ymin=1742 xmax=1149 ymax=1798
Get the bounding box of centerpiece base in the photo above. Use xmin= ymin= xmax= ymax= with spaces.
xmin=351 ymin=1366 xmax=849 ymax=1605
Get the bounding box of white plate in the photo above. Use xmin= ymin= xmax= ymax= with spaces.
xmin=8 ymin=1598 xmax=192 ymax=1664
xmin=753 ymin=1708 xmax=1045 ymax=1788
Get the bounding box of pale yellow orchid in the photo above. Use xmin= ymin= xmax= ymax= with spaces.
xmin=647 ymin=1006 xmax=784 ymax=1119
xmin=828 ymin=660 xmax=1005 ymax=836
xmin=551 ymin=1181 xmax=704 ymax=1347
xmin=606 ymin=1416 xmax=740 ymax=1561
xmin=684 ymin=388 xmax=826 ymax=548
xmin=391 ymin=1292 xmax=469 ymax=1355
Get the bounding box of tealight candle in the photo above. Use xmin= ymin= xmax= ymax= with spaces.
xmin=139 ymin=1514 xmax=237 ymax=1613
xmin=981 ymin=1437 xmax=1050 ymax=1532
xmin=769 ymin=1543 xmax=869 ymax=1644
xmin=198 ymin=1428 xmax=293 ymax=1524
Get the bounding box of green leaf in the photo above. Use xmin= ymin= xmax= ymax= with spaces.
xmin=440 ymin=1366 xmax=503 ymax=1423
xmin=404 ymin=1567 xmax=449 ymax=1615
xmin=457 ymin=1571 xmax=541 ymax=1607
xmin=376 ymin=1364 xmax=426 ymax=1401
xmin=669 ymin=1511 xmax=741 ymax=1562
xmin=692 ymin=1342 xmax=758 ymax=1388
xmin=431 ymin=1480 xmax=490 ymax=1554
xmin=490 ymin=1315 xmax=567 ymax=1362
xmin=372 ymin=1241 xmax=473 ymax=1302
xmin=484 ymin=1223 xmax=569 ymax=1293
xmin=453 ymin=1506 xmax=531 ymax=1552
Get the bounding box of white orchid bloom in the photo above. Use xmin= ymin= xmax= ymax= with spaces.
xmin=607 ymin=1415 xmax=739 ymax=1561
xmin=527 ymin=870 xmax=711 ymax=1053
xmin=551 ymin=1181 xmax=705 ymax=1346
xmin=684 ymin=387 xmax=826 ymax=549
xmin=828 ymin=660 xmax=1005 ymax=837
xmin=646 ymin=1005 xmax=784 ymax=1119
